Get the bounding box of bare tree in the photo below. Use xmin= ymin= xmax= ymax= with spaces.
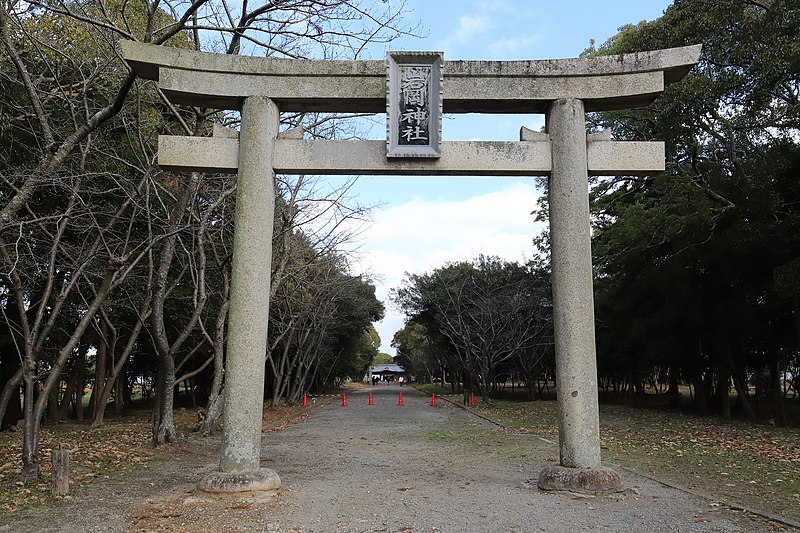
xmin=394 ymin=257 xmax=553 ymax=404
xmin=1 ymin=0 xmax=417 ymax=474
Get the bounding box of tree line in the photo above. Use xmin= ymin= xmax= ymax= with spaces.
xmin=587 ymin=0 xmax=800 ymax=424
xmin=0 ymin=0 xmax=412 ymax=478
xmin=392 ymin=0 xmax=800 ymax=423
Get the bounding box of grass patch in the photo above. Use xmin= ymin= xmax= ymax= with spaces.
xmin=458 ymin=398 xmax=800 ymax=521
xmin=0 ymin=404 xmax=307 ymax=521
xmin=0 ymin=411 xmax=181 ymax=520
xmin=600 ymin=404 xmax=800 ymax=520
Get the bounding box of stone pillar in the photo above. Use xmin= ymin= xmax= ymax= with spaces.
xmin=197 ymin=96 xmax=281 ymax=499
xmin=538 ymin=98 xmax=621 ymax=493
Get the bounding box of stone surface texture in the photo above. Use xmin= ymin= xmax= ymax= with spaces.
xmin=121 ymin=40 xmax=701 ymax=113
xmin=537 ymin=464 xmax=624 ymax=494
xmin=158 ymin=136 xmax=239 ymax=173
xmin=274 ymin=139 xmax=551 ymax=175
xmin=219 ymin=96 xmax=278 ymax=474
xmin=158 ymin=136 xmax=665 ymax=176
xmin=587 ymin=139 xmax=665 ymax=175
xmin=546 ymin=98 xmax=602 ymax=469
xmin=196 ymin=468 xmax=281 ymax=499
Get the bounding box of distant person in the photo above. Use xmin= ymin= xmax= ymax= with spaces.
xmin=398 ymin=376 xmax=404 ymax=387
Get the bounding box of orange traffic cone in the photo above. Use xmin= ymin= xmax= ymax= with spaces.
xmin=302 ymin=393 xmax=308 ymax=407
xmin=368 ymin=391 xmax=374 ymax=406
xmin=397 ymin=392 xmax=404 ymax=406
xmin=342 ymin=393 xmax=348 ymax=407
xmin=431 ymin=393 xmax=437 ymax=407
xmin=470 ymin=391 xmax=476 ymax=406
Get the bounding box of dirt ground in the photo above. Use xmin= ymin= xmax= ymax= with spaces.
xmin=1 ymin=385 xmax=792 ymax=532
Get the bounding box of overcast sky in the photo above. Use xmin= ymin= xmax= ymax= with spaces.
xmin=341 ymin=0 xmax=673 ymax=353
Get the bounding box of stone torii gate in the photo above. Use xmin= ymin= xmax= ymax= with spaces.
xmin=122 ymin=41 xmax=700 ymax=496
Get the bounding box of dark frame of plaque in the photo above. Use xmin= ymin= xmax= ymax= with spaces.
xmin=386 ymin=51 xmax=443 ymax=158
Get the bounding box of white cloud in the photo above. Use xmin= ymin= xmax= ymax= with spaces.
xmin=424 ymin=1 xmax=548 ymax=60
xmin=353 ymin=181 xmax=547 ymax=352
xmin=453 ymin=14 xmax=493 ymax=42
xmin=436 ymin=14 xmax=493 ymax=56
xmin=488 ymin=34 xmax=545 ymax=59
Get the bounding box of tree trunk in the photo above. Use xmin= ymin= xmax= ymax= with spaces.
xmin=754 ymin=368 xmax=763 ymax=418
xmin=88 ymin=318 xmax=109 ymax=419
xmin=771 ymin=359 xmax=787 ymax=427
xmin=57 ymin=367 xmax=77 ymax=421
xmin=479 ymin=368 xmax=491 ymax=405
xmin=114 ymin=371 xmax=125 ymax=416
xmin=196 ymin=286 xmax=228 ymax=435
xmin=198 ymin=389 xmax=224 ymax=436
xmin=292 ymin=361 xmax=313 ymax=404
xmin=0 ymin=368 xmax=23 ymax=430
xmin=97 ymin=299 xmax=149 ymax=427
xmin=152 ymin=352 xmax=177 ymax=444
xmin=46 ymin=382 xmax=59 ymax=425
xmin=149 ymin=171 xmax=200 ymax=445
xmin=731 ymin=370 xmax=756 ymax=420
xmin=692 ymin=371 xmax=709 ymax=415
xmin=75 ymin=351 xmax=85 ymax=422
xmin=270 ymin=339 xmax=291 ymax=407
xmin=667 ymin=366 xmax=680 ymax=408
xmin=21 ymin=368 xmax=38 ymax=479
xmin=58 ymin=345 xmax=88 ymax=420
xmin=717 ymin=372 xmax=731 ymax=419
xmin=91 ymin=328 xmax=140 ymax=428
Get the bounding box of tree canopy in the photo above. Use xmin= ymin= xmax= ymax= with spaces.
xmin=583 ymin=0 xmax=800 ymax=421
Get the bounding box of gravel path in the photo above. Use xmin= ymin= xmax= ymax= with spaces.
xmin=2 ymin=385 xmax=788 ymax=532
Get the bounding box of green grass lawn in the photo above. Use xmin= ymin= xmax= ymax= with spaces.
xmin=420 ymin=383 xmax=800 ymax=522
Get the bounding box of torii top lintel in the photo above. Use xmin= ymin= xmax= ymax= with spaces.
xmin=121 ymin=41 xmax=701 ymax=114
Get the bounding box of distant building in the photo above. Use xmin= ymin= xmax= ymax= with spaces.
xmin=368 ymin=364 xmax=406 ymax=383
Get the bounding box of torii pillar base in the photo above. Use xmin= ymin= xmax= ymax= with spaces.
xmin=538 ymin=465 xmax=623 ymax=494
xmin=192 ymin=468 xmax=282 ymax=502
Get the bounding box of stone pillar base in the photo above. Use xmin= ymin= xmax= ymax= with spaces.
xmin=190 ymin=468 xmax=281 ymax=501
xmin=537 ymin=465 xmax=623 ymax=494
